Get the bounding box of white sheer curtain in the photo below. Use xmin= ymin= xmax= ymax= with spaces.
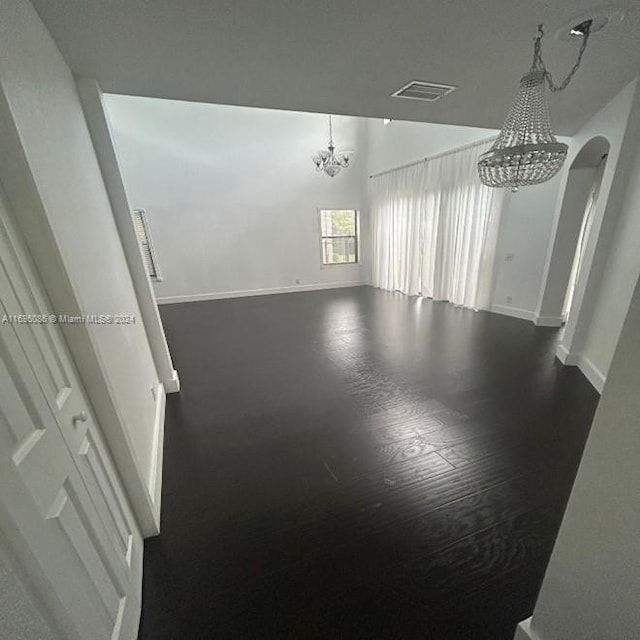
xmin=370 ymin=138 xmax=505 ymax=310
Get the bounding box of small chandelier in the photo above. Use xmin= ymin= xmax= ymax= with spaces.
xmin=312 ymin=116 xmax=350 ymax=177
xmin=478 ymin=21 xmax=592 ymax=192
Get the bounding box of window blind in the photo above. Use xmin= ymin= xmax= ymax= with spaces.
xmin=132 ymin=209 xmax=159 ymax=279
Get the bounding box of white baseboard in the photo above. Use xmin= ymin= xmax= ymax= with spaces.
xmin=534 ymin=314 xmax=564 ymax=327
xmin=491 ymin=304 xmax=537 ymax=322
xmin=156 ymin=280 xmax=371 ymax=305
xmin=556 ymin=346 xmax=605 ymax=393
xmin=163 ymin=368 xmax=180 ymax=394
xmin=491 ymin=306 xmax=564 ymax=328
xmin=556 ymin=343 xmax=574 ymax=364
xmin=576 ymin=354 xmax=605 ymax=393
xmin=147 ymin=382 xmax=166 ymax=535
xmin=514 ymin=618 xmax=543 ymax=640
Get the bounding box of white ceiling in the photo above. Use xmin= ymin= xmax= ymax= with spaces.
xmin=31 ymin=0 xmax=640 ymax=134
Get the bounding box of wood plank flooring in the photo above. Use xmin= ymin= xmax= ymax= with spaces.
xmin=138 ymin=286 xmax=599 ymax=639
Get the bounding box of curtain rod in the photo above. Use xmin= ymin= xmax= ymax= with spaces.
xmin=368 ymin=135 xmax=497 ymax=179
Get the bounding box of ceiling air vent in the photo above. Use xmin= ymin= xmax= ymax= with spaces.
xmin=391 ymin=81 xmax=456 ymax=102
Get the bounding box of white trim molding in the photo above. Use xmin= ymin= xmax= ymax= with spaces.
xmin=556 ymin=343 xmax=577 ymax=365
xmin=491 ymin=306 xmax=565 ymax=328
xmin=534 ymin=314 xmax=565 ymax=327
xmin=514 ymin=618 xmax=543 ymax=640
xmin=147 ymin=382 xmax=166 ymax=533
xmin=156 ymin=281 xmax=371 ymax=305
xmin=490 ymin=304 xmax=537 ymax=322
xmin=555 ymin=345 xmax=605 ymax=393
xmin=164 ymin=369 xmax=180 ymax=394
xmin=576 ymin=354 xmax=606 ymax=393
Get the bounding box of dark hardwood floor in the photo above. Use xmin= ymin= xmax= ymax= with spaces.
xmin=139 ymin=286 xmax=598 ymax=640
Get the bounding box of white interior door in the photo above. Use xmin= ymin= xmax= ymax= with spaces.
xmin=0 ymin=183 xmax=143 ymax=640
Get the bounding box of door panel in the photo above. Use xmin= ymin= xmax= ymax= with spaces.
xmin=0 ymin=353 xmax=121 ymax=640
xmin=51 ymin=480 xmax=125 ymax=624
xmin=0 ymin=183 xmax=143 ymax=639
xmin=0 ymin=217 xmax=72 ymax=404
xmin=79 ymin=429 xmax=134 ymax=562
xmin=0 ymin=199 xmax=88 ymax=452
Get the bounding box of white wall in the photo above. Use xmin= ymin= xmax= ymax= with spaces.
xmin=552 ymin=81 xmax=637 ymax=379
xmin=578 ymin=86 xmax=640 ymax=381
xmin=521 ymin=271 xmax=640 ymax=640
xmin=366 ymin=118 xmax=495 ymax=177
xmin=105 ymin=96 xmax=370 ymax=302
xmin=0 ymin=0 xmax=161 ymax=533
xmin=490 ymin=173 xmax=566 ymax=320
xmin=76 ymin=78 xmax=179 ymax=394
xmin=536 ymin=167 xmax=596 ymax=324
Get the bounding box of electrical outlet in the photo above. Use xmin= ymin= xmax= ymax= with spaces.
xmin=506 ymin=296 xmax=513 ymax=304
xmin=505 ymin=253 xmax=515 ymax=262
xmin=295 ymin=279 xmax=300 ymax=285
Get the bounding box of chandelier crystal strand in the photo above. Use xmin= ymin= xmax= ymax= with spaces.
xmin=313 ymin=115 xmax=351 ymax=177
xmin=478 ymin=22 xmax=591 ymax=192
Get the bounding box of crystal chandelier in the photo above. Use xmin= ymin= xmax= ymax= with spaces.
xmin=312 ymin=116 xmax=350 ymax=177
xmin=478 ymin=22 xmax=592 ymax=192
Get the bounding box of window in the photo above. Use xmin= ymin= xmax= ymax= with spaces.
xmin=319 ymin=209 xmax=358 ymax=265
xmin=132 ymin=209 xmax=161 ymax=280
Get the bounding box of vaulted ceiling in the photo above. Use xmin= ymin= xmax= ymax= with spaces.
xmin=32 ymin=0 xmax=640 ymax=134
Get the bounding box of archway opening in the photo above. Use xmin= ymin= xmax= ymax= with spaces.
xmin=537 ymin=136 xmax=610 ymax=326
xmin=561 ymin=137 xmax=610 ymax=323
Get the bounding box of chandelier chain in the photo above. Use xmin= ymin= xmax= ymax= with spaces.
xmin=532 ymin=22 xmax=591 ymax=93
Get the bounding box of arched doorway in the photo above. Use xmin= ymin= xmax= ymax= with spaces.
xmin=536 ymin=136 xmax=610 ymax=325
